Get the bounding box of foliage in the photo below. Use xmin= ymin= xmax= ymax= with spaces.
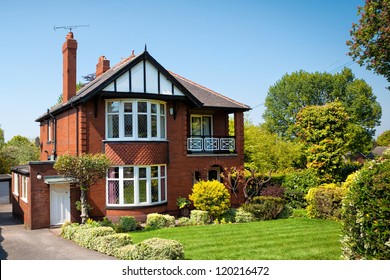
xmin=176 ymin=196 xmax=191 ymax=209
xmin=177 ymin=217 xmax=193 ymax=227
xmin=234 ymin=208 xmax=256 ymax=223
xmin=115 ymin=216 xmax=138 ymax=232
xmin=260 ymin=185 xmax=285 ymax=198
xmin=189 ymin=180 xmax=230 ymax=218
xmin=240 ymin=196 xmax=285 ymax=221
xmin=376 ymin=130 xmax=390 ymax=146
xmin=244 ymin=120 xmax=304 ymax=173
xmin=189 ymin=210 xmax=210 ymax=225
xmin=146 ymin=213 xmax=176 ymax=230
xmin=54 ymin=153 xmax=111 ymax=223
xmin=218 ymin=208 xmax=237 ymax=223
xmin=0 ymin=126 xmax=4 ymax=147
xmin=60 ymin=222 xmax=81 ymax=240
xmin=93 ymin=233 xmax=133 ymax=256
xmin=131 ymin=238 xmax=185 ymax=260
xmin=72 ymin=226 xmax=116 ymax=249
xmin=347 ymin=0 xmax=390 ymax=87
xmin=342 ymin=159 xmax=390 ymax=260
xmin=263 ymin=68 xmax=381 ymax=153
xmin=282 ymin=169 xmax=320 ymax=209
xmin=295 ymin=102 xmax=353 ymax=182
xmin=306 ymin=183 xmax=347 ymax=221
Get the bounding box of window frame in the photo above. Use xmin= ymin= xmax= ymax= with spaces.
xmin=21 ymin=176 xmax=28 ymax=202
xmin=13 ymin=173 xmax=19 ymax=196
xmin=190 ymin=114 xmax=213 ymax=136
xmin=105 ymin=99 xmax=167 ymax=141
xmin=106 ymin=165 xmax=167 ymax=207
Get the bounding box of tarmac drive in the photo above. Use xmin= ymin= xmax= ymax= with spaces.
xmin=0 ymin=204 xmax=115 ymax=260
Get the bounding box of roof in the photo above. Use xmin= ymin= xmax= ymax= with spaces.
xmin=371 ymin=146 xmax=389 ymax=156
xmin=11 ymin=165 xmax=30 ymax=176
xmin=0 ymin=174 xmax=12 ymax=182
xmin=36 ymin=51 xmax=250 ymax=122
xmin=44 ymin=175 xmax=77 ymax=185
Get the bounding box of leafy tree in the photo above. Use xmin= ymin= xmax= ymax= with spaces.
xmin=0 ymin=125 xmax=4 ymax=147
xmin=347 ymin=0 xmax=390 ymax=88
xmin=295 ymin=101 xmax=352 ymax=182
xmin=244 ymin=120 xmax=304 ymax=173
xmin=54 ymin=153 xmax=111 ymax=223
xmin=376 ymin=130 xmax=390 ymax=146
xmin=263 ymin=68 xmax=381 ymax=153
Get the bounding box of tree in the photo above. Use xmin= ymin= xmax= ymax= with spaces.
xmin=347 ymin=0 xmax=390 ymax=88
xmin=295 ymin=101 xmax=352 ymax=182
xmin=0 ymin=125 xmax=4 ymax=147
xmin=377 ymin=130 xmax=390 ymax=146
xmin=263 ymin=68 xmax=381 ymax=153
xmin=53 ymin=153 xmax=111 ymax=223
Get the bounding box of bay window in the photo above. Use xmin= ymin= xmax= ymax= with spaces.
xmin=106 ymin=100 xmax=166 ymax=140
xmin=107 ymin=165 xmax=167 ymax=206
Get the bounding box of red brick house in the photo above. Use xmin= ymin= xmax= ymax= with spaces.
xmin=11 ymin=32 xmax=250 ymax=229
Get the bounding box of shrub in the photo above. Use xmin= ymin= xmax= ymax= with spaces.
xmin=305 ymin=183 xmax=346 ymax=220
xmin=260 ymin=185 xmax=285 ymax=198
xmin=93 ymin=233 xmax=133 ymax=256
xmin=235 ymin=208 xmax=256 ymax=223
xmin=60 ymin=222 xmax=80 ymax=240
xmin=99 ymin=217 xmax=114 ymax=228
xmin=282 ymin=169 xmax=320 ymax=208
xmin=190 ymin=210 xmax=210 ymax=225
xmin=146 ymin=213 xmax=175 ymax=230
xmin=116 ymin=238 xmax=185 ymax=260
xmin=241 ymin=196 xmax=285 ymax=220
xmin=115 ymin=216 xmax=138 ymax=232
xmin=72 ymin=227 xmax=116 ymax=249
xmin=219 ymin=208 xmax=237 ymax=223
xmin=342 ymin=160 xmax=390 ymax=259
xmin=177 ymin=217 xmax=193 ymax=227
xmin=189 ymin=180 xmax=230 ymax=218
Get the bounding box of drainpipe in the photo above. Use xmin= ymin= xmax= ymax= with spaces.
xmin=71 ymin=103 xmax=79 ymax=156
xmin=48 ymin=109 xmax=57 ymax=160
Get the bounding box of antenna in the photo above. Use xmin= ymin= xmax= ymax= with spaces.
xmin=54 ymin=25 xmax=90 ymax=32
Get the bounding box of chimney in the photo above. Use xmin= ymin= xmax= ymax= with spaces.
xmin=62 ymin=32 xmax=77 ymax=103
xmin=96 ymin=56 xmax=110 ymax=77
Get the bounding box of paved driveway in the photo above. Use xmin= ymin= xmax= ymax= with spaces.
xmin=0 ymin=204 xmax=115 ymax=260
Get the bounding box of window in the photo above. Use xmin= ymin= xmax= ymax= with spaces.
xmin=106 ymin=100 xmax=166 ymax=140
xmin=21 ymin=176 xmax=28 ymax=202
xmin=190 ymin=115 xmax=213 ymax=136
xmin=107 ymin=165 xmax=167 ymax=206
xmin=13 ymin=173 xmax=19 ymax=196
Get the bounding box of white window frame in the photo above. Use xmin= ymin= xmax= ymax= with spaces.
xmin=106 ymin=165 xmax=167 ymax=207
xmin=106 ymin=99 xmax=166 ymax=141
xmin=21 ymin=176 xmax=28 ymax=202
xmin=190 ymin=114 xmax=213 ymax=136
xmin=13 ymin=173 xmax=19 ymax=196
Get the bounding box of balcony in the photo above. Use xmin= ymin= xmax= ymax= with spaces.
xmin=187 ymin=136 xmax=236 ymax=154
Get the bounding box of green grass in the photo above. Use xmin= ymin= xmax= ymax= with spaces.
xmin=130 ymin=218 xmax=342 ymax=260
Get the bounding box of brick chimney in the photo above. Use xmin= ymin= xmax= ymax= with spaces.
xmin=62 ymin=32 xmax=77 ymax=103
xmin=96 ymin=56 xmax=110 ymax=77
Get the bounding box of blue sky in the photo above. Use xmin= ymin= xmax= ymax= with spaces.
xmin=0 ymin=0 xmax=389 ymax=142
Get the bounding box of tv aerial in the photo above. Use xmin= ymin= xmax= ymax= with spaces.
xmin=54 ymin=25 xmax=90 ymax=32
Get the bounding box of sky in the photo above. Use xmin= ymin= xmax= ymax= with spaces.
xmin=0 ymin=0 xmax=389 ymax=142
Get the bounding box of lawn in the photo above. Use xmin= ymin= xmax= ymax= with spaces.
xmin=130 ymin=217 xmax=342 ymax=260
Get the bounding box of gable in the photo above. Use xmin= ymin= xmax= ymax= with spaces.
xmin=102 ymin=59 xmax=185 ymax=96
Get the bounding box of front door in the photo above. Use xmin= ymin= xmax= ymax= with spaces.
xmin=50 ymin=184 xmax=70 ymax=226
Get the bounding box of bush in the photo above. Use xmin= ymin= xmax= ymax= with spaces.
xmin=218 ymin=208 xmax=237 ymax=223
xmin=305 ymin=183 xmax=346 ymax=220
xmin=235 ymin=208 xmax=256 ymax=223
xmin=241 ymin=196 xmax=285 ymax=220
xmin=115 ymin=216 xmax=138 ymax=232
xmin=342 ymin=160 xmax=390 ymax=260
xmin=282 ymin=169 xmax=320 ymax=208
xmin=99 ymin=217 xmax=114 ymax=228
xmin=146 ymin=213 xmax=175 ymax=230
xmin=177 ymin=217 xmax=193 ymax=227
xmin=190 ymin=210 xmax=210 ymax=225
xmin=189 ymin=180 xmax=230 ymax=218
xmin=72 ymin=227 xmax=116 ymax=249
xmin=116 ymin=238 xmax=185 ymax=260
xmin=60 ymin=222 xmax=80 ymax=240
xmin=93 ymin=233 xmax=133 ymax=256
xmin=260 ymin=185 xmax=285 ymax=198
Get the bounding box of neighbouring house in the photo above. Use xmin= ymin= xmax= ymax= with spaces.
xmin=11 ymin=32 xmax=250 ymax=229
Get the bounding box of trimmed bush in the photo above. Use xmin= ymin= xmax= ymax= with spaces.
xmin=342 ymin=160 xmax=390 ymax=260
xmin=60 ymin=222 xmax=81 ymax=240
xmin=72 ymin=227 xmax=116 ymax=249
xmin=235 ymin=208 xmax=256 ymax=223
xmin=306 ymin=183 xmax=346 ymax=220
xmin=218 ymin=208 xmax=237 ymax=223
xmin=177 ymin=217 xmax=193 ymax=227
xmin=146 ymin=213 xmax=175 ymax=229
xmin=116 ymin=216 xmax=138 ymax=232
xmin=136 ymin=238 xmax=185 ymax=260
xmin=282 ymin=169 xmax=319 ymax=208
xmin=189 ymin=180 xmax=230 ymax=218
xmin=241 ymin=196 xmax=285 ymax=220
xmin=190 ymin=210 xmax=210 ymax=225
xmin=93 ymin=233 xmax=133 ymax=256
xmin=114 ymin=244 xmax=140 ymax=260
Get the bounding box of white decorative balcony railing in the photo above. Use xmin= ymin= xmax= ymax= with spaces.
xmin=187 ymin=136 xmax=236 ymax=154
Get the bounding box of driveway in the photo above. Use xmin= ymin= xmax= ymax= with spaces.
xmin=0 ymin=204 xmax=115 ymax=260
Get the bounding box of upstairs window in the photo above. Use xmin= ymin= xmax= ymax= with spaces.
xmin=106 ymin=100 xmax=166 ymax=140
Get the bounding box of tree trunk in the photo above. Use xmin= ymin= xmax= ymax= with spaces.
xmin=80 ymin=189 xmax=89 ymax=224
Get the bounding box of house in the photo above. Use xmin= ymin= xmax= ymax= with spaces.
xmin=11 ymin=32 xmax=250 ymax=229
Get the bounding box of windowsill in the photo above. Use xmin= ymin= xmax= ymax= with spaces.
xmin=187 ymin=153 xmax=238 ymax=157
xmin=21 ymin=197 xmax=28 ymax=204
xmin=106 ymin=201 xmax=168 ymax=210
xmin=103 ymin=139 xmax=169 ymax=143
